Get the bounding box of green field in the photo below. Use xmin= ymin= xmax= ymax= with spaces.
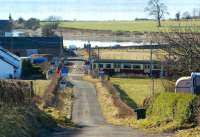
xmin=59 ymin=20 xmax=200 ymax=32
xmin=111 ymin=78 xmax=165 ymax=107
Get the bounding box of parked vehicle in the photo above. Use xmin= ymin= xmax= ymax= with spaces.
xmin=175 ymin=73 xmax=200 ymax=94
xmin=69 ymin=45 xmax=77 ymax=50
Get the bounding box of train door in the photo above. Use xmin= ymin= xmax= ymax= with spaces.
xmin=192 ymin=73 xmax=200 ymax=95
xmin=114 ymin=63 xmax=121 ymax=73
xmin=144 ymin=64 xmax=150 ymax=74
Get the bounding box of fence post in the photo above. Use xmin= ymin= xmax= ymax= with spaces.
xmin=30 ymin=81 xmax=34 ymax=103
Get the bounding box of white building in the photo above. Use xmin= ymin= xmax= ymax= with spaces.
xmin=0 ymin=46 xmax=22 ymax=79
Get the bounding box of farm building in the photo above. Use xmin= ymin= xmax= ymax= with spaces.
xmin=92 ymin=59 xmax=164 ymax=77
xmin=0 ymin=37 xmax=63 ymax=56
xmin=0 ymin=46 xmax=22 ymax=79
xmin=0 ymin=20 xmax=12 ymax=37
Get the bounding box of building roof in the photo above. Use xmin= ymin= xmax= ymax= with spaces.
xmin=0 ymin=20 xmax=12 ymax=32
xmin=0 ymin=55 xmax=17 ymax=68
xmin=0 ymin=37 xmax=63 ymax=49
xmin=0 ymin=46 xmax=20 ymax=68
xmin=0 ymin=46 xmax=20 ymax=61
xmin=93 ymin=59 xmax=161 ymax=64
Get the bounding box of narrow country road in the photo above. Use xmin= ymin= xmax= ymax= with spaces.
xmin=51 ymin=59 xmax=171 ymax=137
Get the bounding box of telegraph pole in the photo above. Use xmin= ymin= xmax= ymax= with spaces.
xmin=59 ymin=30 xmax=64 ymax=58
xmin=150 ymin=43 xmax=155 ymax=96
xmin=98 ymin=46 xmax=100 ymax=59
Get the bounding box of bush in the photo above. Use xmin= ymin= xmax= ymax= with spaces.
xmin=21 ymin=60 xmax=33 ymax=79
xmin=24 ymin=18 xmax=40 ymax=30
xmin=42 ymin=23 xmax=56 ymax=37
xmin=141 ymin=92 xmax=197 ymax=131
xmin=21 ymin=60 xmax=46 ymax=79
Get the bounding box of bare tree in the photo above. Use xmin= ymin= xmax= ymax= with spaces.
xmin=152 ymin=27 xmax=200 ymax=77
xmin=145 ymin=0 xmax=168 ymax=27
xmin=47 ymin=16 xmax=62 ymax=29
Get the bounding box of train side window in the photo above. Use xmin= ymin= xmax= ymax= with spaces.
xmin=153 ymin=65 xmax=161 ymax=69
xmin=99 ymin=64 xmax=104 ymax=68
xmin=106 ymin=64 xmax=111 ymax=69
xmin=124 ymin=64 xmax=131 ymax=69
xmin=133 ymin=65 xmax=141 ymax=70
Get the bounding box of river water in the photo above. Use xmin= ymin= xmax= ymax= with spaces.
xmin=63 ymin=40 xmax=147 ymax=48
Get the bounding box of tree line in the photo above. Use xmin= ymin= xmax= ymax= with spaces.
xmin=13 ymin=16 xmax=61 ymax=37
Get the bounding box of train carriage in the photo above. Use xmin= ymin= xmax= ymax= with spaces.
xmin=92 ymin=59 xmax=164 ymax=77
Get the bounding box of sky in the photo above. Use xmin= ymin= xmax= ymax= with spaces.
xmin=0 ymin=0 xmax=200 ymax=20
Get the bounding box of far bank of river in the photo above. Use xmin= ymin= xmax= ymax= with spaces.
xmin=58 ymin=28 xmax=150 ymax=43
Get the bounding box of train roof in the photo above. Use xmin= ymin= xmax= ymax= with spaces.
xmin=93 ymin=59 xmax=161 ymax=64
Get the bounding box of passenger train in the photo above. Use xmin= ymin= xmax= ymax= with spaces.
xmin=92 ymin=59 xmax=164 ymax=77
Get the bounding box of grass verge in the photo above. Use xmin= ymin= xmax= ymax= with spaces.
xmin=0 ymin=105 xmax=56 ymax=137
xmin=0 ymin=78 xmax=74 ymax=137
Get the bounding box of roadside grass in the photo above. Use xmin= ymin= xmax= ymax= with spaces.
xmin=111 ymin=77 xmax=165 ymax=107
xmin=174 ymin=127 xmax=200 ymax=137
xmin=44 ymin=88 xmax=74 ymax=127
xmin=29 ymin=79 xmax=75 ymax=127
xmin=32 ymin=80 xmax=51 ymax=97
xmin=93 ymin=49 xmax=168 ymax=61
xmin=59 ymin=20 xmax=200 ymax=32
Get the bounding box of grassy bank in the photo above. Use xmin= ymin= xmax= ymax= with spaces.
xmin=0 ymin=80 xmax=56 ymax=137
xmin=140 ymin=92 xmax=197 ymax=132
xmin=0 ymin=105 xmax=56 ymax=137
xmin=0 ymin=78 xmax=74 ymax=137
xmin=111 ymin=77 xmax=196 ymax=132
xmin=59 ymin=20 xmax=200 ymax=32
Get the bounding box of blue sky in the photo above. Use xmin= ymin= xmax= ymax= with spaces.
xmin=0 ymin=0 xmax=200 ymax=20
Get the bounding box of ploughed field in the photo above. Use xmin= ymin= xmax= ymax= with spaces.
xmin=59 ymin=20 xmax=200 ymax=32
xmin=93 ymin=49 xmax=168 ymax=61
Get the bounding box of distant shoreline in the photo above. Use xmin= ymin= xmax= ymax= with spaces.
xmin=58 ymin=28 xmax=146 ymax=43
